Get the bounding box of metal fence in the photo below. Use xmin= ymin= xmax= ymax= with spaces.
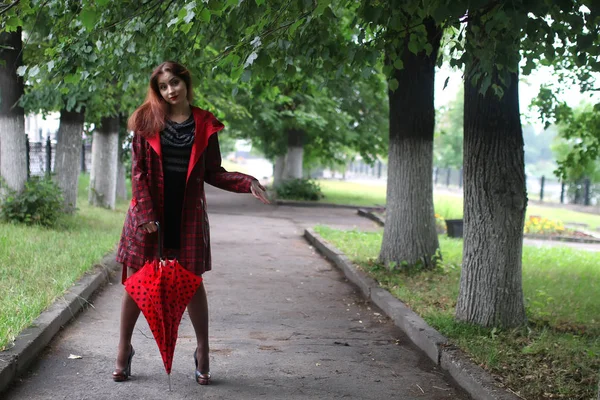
xmin=433 ymin=167 xmax=598 ymax=206
xmin=342 ymin=161 xmax=598 ymax=206
xmin=27 ymin=136 xmax=92 ymax=177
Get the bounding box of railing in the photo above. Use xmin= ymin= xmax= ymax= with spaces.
xmin=26 ymin=136 xmax=92 ymax=177
xmin=342 ymin=161 xmax=598 ymax=206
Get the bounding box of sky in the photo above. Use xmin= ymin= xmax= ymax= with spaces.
xmin=434 ymin=64 xmax=600 ymax=133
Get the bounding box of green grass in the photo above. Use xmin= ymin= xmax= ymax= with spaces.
xmin=314 ymin=226 xmax=600 ymax=400
xmin=0 ymin=174 xmax=127 ymax=350
xmin=316 ymin=180 xmax=600 ymax=229
xmin=317 ymin=180 xmax=387 ymax=207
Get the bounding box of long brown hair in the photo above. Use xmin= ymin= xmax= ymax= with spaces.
xmin=128 ymin=61 xmax=194 ymax=137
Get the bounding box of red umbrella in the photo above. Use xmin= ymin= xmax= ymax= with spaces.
xmin=125 ymin=222 xmax=202 ymax=389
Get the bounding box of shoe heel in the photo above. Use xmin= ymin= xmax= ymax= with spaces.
xmin=113 ymin=345 xmax=135 ymax=382
xmin=193 ymin=347 xmax=211 ymax=385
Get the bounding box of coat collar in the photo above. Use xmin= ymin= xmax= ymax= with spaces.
xmin=145 ymin=106 xmax=224 ymax=183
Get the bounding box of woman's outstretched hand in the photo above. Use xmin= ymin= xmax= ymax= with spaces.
xmin=250 ymin=180 xmax=270 ymax=204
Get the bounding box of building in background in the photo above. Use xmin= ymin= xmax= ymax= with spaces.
xmin=24 ymin=112 xmax=59 ymax=143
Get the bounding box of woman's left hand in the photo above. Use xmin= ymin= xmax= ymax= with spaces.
xmin=250 ymin=180 xmax=270 ymax=204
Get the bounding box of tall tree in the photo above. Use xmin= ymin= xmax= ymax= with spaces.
xmin=351 ymin=1 xmax=449 ymax=269
xmin=453 ymin=0 xmax=599 ymax=328
xmin=456 ymin=19 xmax=527 ymax=327
xmin=379 ymin=17 xmax=443 ymax=269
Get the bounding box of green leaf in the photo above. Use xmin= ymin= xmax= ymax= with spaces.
xmin=393 ymin=59 xmax=403 ymax=70
xmin=200 ymin=8 xmax=211 ymax=23
xmin=180 ymin=22 xmax=193 ymax=34
xmin=5 ymin=15 xmax=23 ymax=31
xmin=408 ymin=35 xmax=420 ymax=55
xmin=289 ymin=18 xmax=304 ymax=37
xmin=64 ymin=74 xmax=79 ymax=85
xmin=231 ymin=66 xmax=244 ymax=81
xmin=315 ymin=0 xmax=332 ymax=15
xmin=79 ymin=9 xmax=98 ymax=31
xmin=388 ymin=78 xmax=399 ymax=92
xmin=178 ymin=7 xmax=188 ymax=20
xmin=241 ymin=69 xmax=252 ymax=83
xmin=479 ymin=74 xmax=492 ymax=95
xmin=255 ymin=0 xmax=265 ymax=5
xmin=66 ymin=95 xmax=77 ymax=111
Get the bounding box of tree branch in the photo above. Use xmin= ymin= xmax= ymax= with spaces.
xmin=98 ymin=0 xmax=164 ymax=32
xmin=0 ymin=0 xmax=20 ymax=16
xmin=459 ymin=0 xmax=502 ymax=24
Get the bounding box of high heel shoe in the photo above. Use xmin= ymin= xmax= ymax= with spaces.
xmin=112 ymin=345 xmax=135 ymax=382
xmin=193 ymin=348 xmax=211 ymax=385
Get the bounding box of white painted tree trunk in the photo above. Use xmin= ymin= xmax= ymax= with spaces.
xmin=282 ymin=128 xmax=304 ymax=180
xmin=272 ymin=155 xmax=285 ymax=188
xmin=0 ymin=29 xmax=27 ymax=197
xmin=89 ymin=116 xmax=119 ymax=209
xmin=55 ymin=109 xmax=84 ymax=213
xmin=283 ymin=146 xmax=303 ymax=179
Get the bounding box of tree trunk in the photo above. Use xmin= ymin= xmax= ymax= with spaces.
xmin=379 ymin=18 xmax=442 ymax=269
xmin=0 ymin=29 xmax=27 ymax=196
xmin=89 ymin=116 xmax=119 ymax=209
xmin=55 ymin=108 xmax=85 ymax=213
xmin=282 ymin=129 xmax=304 ymax=179
xmin=272 ymin=155 xmax=285 ymax=188
xmin=455 ymin=50 xmax=527 ymax=327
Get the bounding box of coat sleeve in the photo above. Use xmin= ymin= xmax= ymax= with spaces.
xmin=204 ymin=133 xmax=256 ymax=193
xmin=131 ymin=134 xmax=156 ymax=226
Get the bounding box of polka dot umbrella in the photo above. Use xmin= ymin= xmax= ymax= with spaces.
xmin=125 ymin=222 xmax=202 ymax=390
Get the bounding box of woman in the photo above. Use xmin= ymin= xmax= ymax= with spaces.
xmin=113 ymin=61 xmax=269 ymax=385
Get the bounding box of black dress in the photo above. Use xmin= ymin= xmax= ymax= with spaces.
xmin=160 ymin=116 xmax=195 ymax=250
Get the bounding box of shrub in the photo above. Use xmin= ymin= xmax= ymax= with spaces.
xmin=275 ymin=178 xmax=324 ymax=201
xmin=0 ymin=177 xmax=64 ymax=227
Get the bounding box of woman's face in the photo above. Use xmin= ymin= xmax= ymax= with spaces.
xmin=157 ymin=71 xmax=188 ymax=106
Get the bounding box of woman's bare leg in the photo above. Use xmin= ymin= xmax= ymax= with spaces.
xmin=115 ymin=268 xmax=141 ymax=371
xmin=187 ymin=282 xmax=209 ymax=373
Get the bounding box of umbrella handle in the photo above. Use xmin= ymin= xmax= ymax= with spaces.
xmin=155 ymin=221 xmax=163 ymax=260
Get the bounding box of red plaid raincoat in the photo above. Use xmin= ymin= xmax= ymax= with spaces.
xmin=116 ymin=106 xmax=256 ymax=284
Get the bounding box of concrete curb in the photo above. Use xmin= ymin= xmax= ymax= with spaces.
xmin=357 ymin=209 xmax=600 ymax=246
xmin=304 ymin=227 xmax=377 ymax=299
xmin=304 ymin=228 xmax=521 ymax=400
xmin=276 ymin=199 xmax=384 ymax=211
xmin=523 ymin=233 xmax=600 ymax=244
xmin=357 ymin=209 xmax=385 ymax=226
xmin=0 ymin=252 xmax=120 ymax=395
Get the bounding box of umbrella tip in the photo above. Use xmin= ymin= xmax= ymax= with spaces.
xmin=168 ymin=373 xmax=172 ymax=391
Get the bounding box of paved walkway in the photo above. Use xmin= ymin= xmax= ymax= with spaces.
xmin=3 ymin=186 xmax=468 ymax=400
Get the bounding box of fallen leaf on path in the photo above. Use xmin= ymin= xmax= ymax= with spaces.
xmin=68 ymin=354 xmax=82 ymax=359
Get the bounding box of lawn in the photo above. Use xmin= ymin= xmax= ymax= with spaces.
xmin=0 ymin=174 xmax=127 ymax=351
xmin=315 ymin=180 xmax=600 ymax=230
xmin=314 ymin=226 xmax=600 ymax=400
